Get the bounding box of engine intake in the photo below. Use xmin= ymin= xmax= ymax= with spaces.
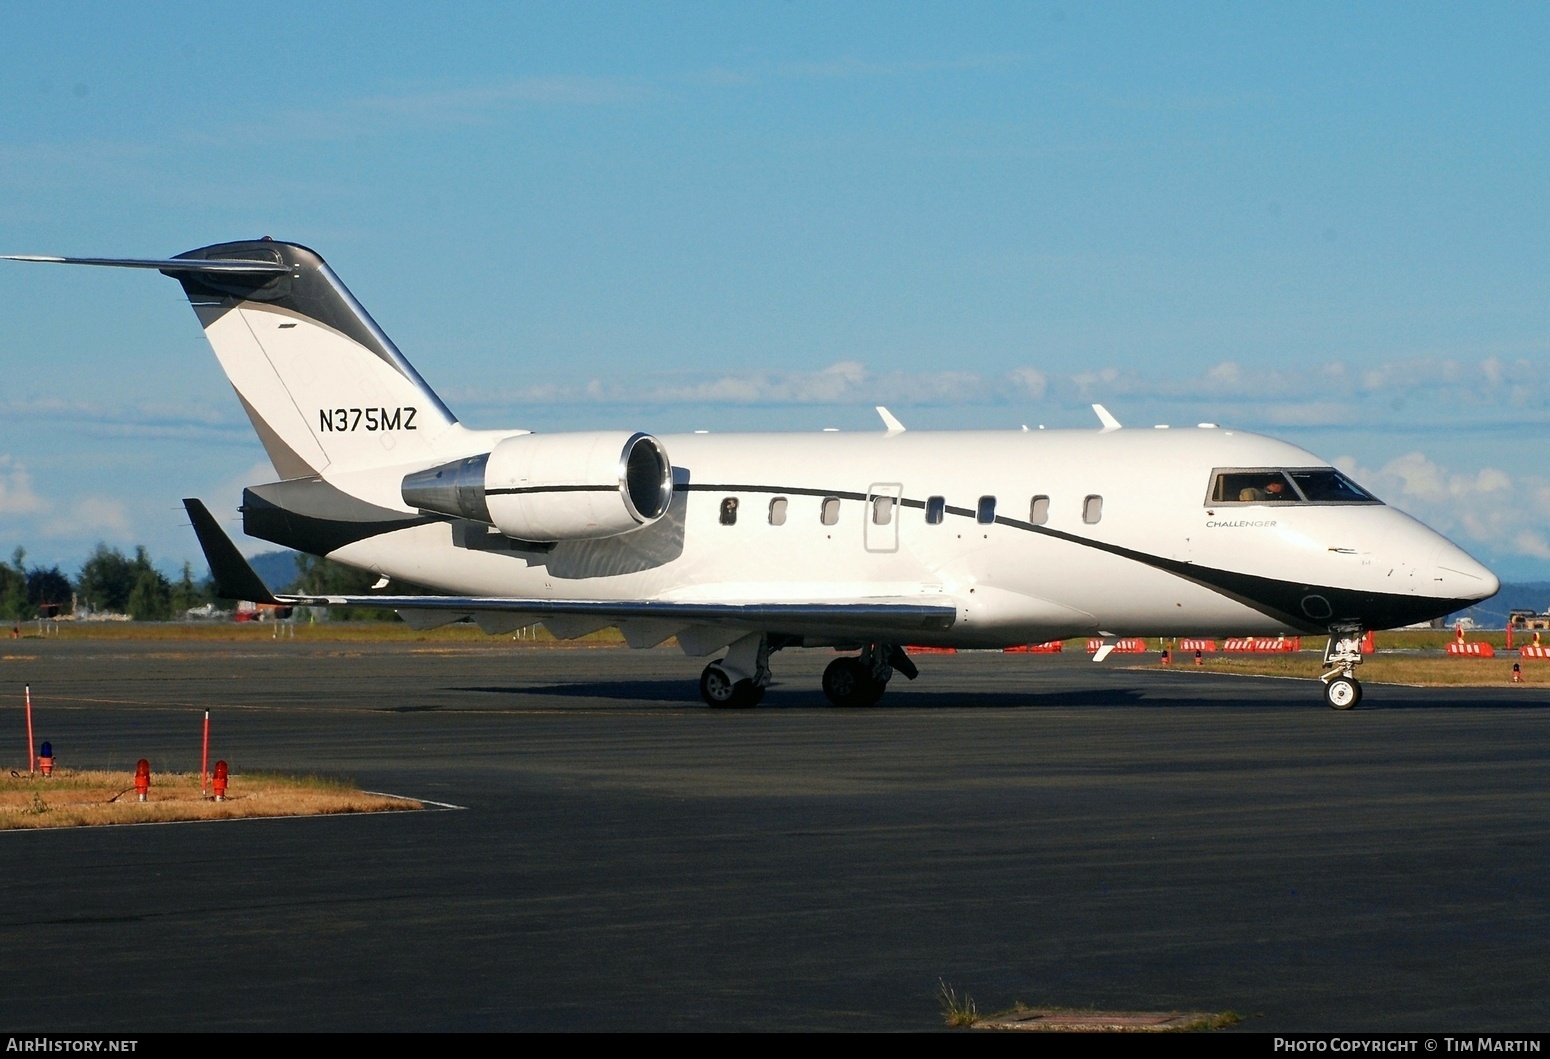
xmin=402 ymin=431 xmax=673 ymax=542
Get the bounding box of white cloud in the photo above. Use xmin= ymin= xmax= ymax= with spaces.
xmin=42 ymin=496 xmax=129 ymax=539
xmin=1008 ymin=367 xmax=1047 ymax=400
xmin=429 ymin=346 xmax=1550 ymax=427
xmin=0 ymin=456 xmax=45 ymax=516
xmin=1340 ymin=451 xmax=1550 ymax=564
xmin=1205 ymin=361 xmax=1242 ymax=386
xmin=1514 ymin=531 xmax=1550 ymax=561
xmin=0 ymin=398 xmax=247 ymax=442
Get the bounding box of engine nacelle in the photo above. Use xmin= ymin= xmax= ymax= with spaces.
xmin=401 ymin=431 xmax=673 ymax=542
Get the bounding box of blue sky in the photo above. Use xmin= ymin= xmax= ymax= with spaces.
xmin=1 ymin=2 xmax=1546 ymax=579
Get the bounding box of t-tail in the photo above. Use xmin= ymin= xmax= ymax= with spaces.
xmin=5 ymin=239 xmax=461 ymax=479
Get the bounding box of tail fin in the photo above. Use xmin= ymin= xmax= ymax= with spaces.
xmin=8 ymin=240 xmax=460 ymax=477
xmin=170 ymin=240 xmax=458 ymax=477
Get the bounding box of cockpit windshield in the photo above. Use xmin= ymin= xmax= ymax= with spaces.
xmin=1286 ymin=469 xmax=1377 ymax=503
xmin=1208 ymin=468 xmax=1379 ymax=505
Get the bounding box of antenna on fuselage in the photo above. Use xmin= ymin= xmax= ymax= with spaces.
xmin=875 ymin=406 xmax=906 ymax=435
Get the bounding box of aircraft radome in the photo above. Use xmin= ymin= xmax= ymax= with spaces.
xmin=5 ymin=240 xmax=1500 ymax=710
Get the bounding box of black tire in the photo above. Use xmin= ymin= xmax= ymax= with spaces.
xmin=1324 ymin=676 xmax=1361 ymax=710
xmin=822 ymin=657 xmax=883 ymax=707
xmin=700 ymin=663 xmax=760 ymax=708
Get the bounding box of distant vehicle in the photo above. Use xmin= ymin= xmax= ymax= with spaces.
xmin=6 ymin=241 xmax=1499 ymax=709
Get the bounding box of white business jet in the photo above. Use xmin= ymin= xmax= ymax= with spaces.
xmin=5 ymin=240 xmax=1499 ymax=709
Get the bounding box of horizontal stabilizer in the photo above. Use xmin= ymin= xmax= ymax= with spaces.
xmin=3 ymin=254 xmax=289 ymax=274
xmin=183 ymin=499 xmax=281 ymax=605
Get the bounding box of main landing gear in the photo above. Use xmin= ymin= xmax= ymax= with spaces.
xmin=696 ymin=636 xmax=921 ymax=708
xmin=821 ymin=643 xmax=918 ymax=708
xmin=1320 ymin=626 xmax=1365 ymax=710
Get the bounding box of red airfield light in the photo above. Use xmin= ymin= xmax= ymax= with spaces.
xmin=134 ymin=758 xmax=151 ymax=802
xmin=213 ymin=760 xmax=229 ymax=801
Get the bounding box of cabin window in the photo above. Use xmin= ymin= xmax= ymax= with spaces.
xmin=768 ymin=497 xmax=788 ymax=525
xmin=719 ymin=497 xmax=739 ymax=525
xmin=1083 ymin=495 xmax=1103 ymax=524
xmin=1029 ymin=495 xmax=1050 ymax=525
xmin=977 ymin=496 xmax=997 ymax=524
xmin=821 ymin=497 xmax=841 ymax=525
xmin=925 ymin=496 xmax=945 ymax=524
xmin=872 ymin=495 xmax=894 ymax=525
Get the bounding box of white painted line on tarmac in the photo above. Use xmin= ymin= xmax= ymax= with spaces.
xmin=363 ymin=791 xmax=467 ymax=810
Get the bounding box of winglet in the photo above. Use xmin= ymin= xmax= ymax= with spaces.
xmin=876 ymin=406 xmax=906 ymax=435
xmin=1092 ymin=404 xmax=1122 ymax=432
xmin=182 ymin=499 xmax=280 ymax=604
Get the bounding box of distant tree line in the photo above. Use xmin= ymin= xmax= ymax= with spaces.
xmin=1 ymin=544 xmax=403 ymax=622
xmin=1 ymin=545 xmax=212 ymax=622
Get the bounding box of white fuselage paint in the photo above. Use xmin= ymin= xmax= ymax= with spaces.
xmin=321 ymin=424 xmax=1497 ymax=648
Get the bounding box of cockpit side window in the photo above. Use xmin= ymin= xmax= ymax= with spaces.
xmin=1211 ymin=470 xmax=1299 ymax=504
xmin=1208 ymin=468 xmax=1382 ymax=505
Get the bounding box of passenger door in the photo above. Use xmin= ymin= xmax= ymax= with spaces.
xmin=865 ymin=482 xmax=903 ymax=553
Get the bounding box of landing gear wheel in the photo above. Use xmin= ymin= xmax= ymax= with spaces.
xmin=822 ymin=657 xmax=884 ymax=707
xmin=1324 ymin=676 xmax=1361 ymax=710
xmin=700 ymin=662 xmax=759 ymax=709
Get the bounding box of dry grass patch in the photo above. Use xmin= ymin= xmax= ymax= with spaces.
xmin=971 ymin=1004 xmax=1241 ymax=1032
xmin=0 ymin=770 xmax=418 ymax=830
xmin=1162 ymin=655 xmax=1550 ymax=687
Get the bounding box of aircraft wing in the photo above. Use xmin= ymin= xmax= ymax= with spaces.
xmin=183 ymin=498 xmax=957 ymax=632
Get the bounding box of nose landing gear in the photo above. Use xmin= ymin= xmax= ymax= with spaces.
xmin=699 ymin=632 xmax=774 ymax=709
xmin=699 ymin=661 xmax=764 ymax=708
xmin=1320 ymin=626 xmax=1366 ymax=710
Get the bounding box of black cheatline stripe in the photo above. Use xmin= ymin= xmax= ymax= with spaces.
xmin=278 ymin=479 xmax=1469 ymax=632
xmin=486 ymin=485 xmax=616 ymax=497
xmin=989 ymin=513 xmax=1313 ymax=629
xmin=679 ymin=481 xmax=1470 ymax=632
xmin=681 ymin=483 xmax=869 ymax=502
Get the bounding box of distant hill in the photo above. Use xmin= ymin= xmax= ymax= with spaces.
xmin=247 ymin=550 xmax=300 ymax=593
xmin=1452 ymin=582 xmax=1550 ymax=627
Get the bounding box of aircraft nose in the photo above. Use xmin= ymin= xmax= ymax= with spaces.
xmin=1428 ymin=542 xmax=1500 ymax=603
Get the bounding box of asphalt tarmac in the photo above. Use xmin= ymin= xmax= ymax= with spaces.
xmin=0 ymin=638 xmax=1546 ymax=1032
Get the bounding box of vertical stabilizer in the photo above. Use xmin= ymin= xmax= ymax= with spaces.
xmin=165 ymin=240 xmax=459 ymax=476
